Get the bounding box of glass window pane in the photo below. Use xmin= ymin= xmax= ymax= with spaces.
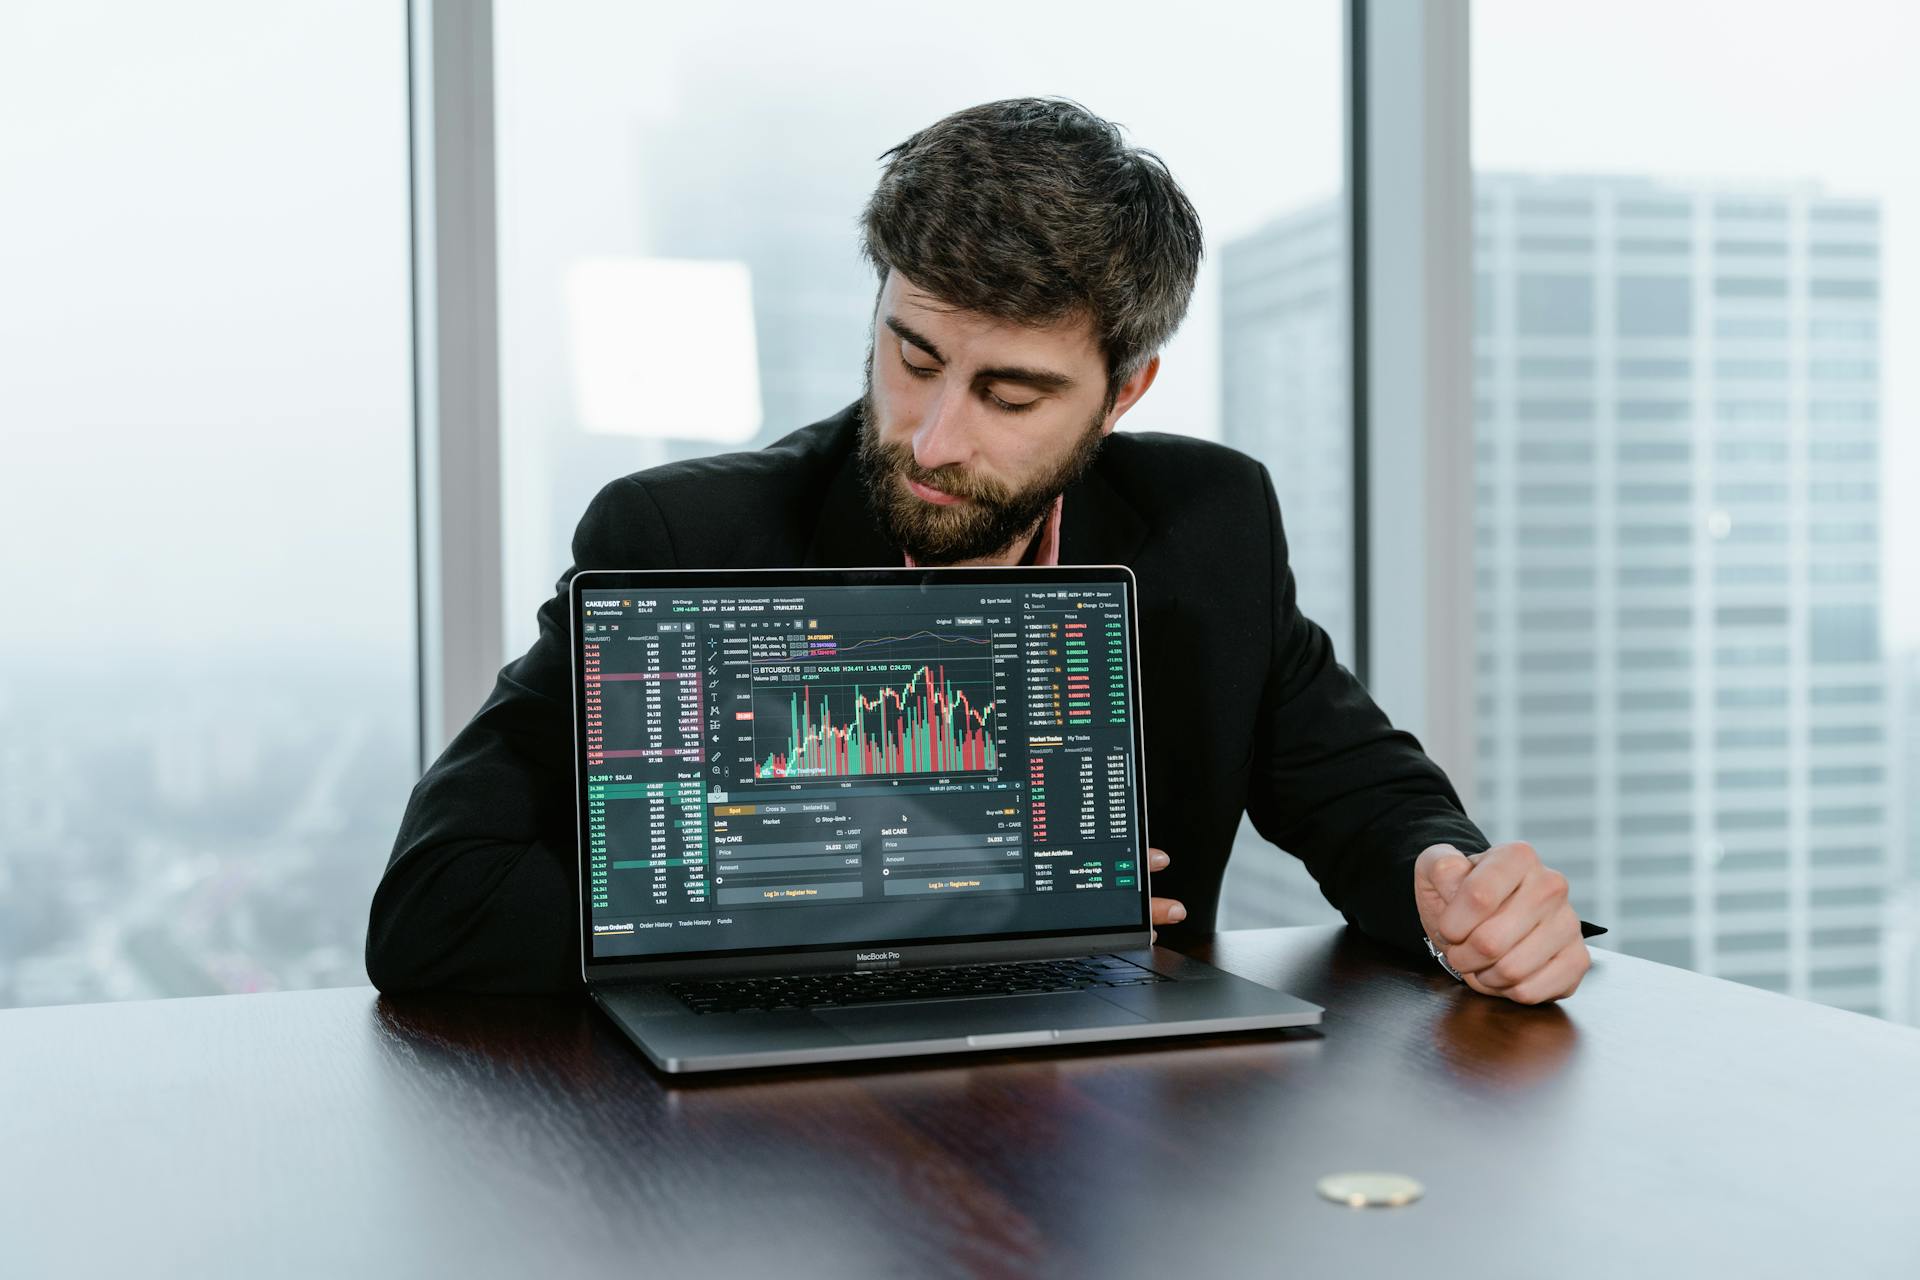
xmin=0 ymin=2 xmax=416 ymax=1007
xmin=1473 ymin=0 xmax=1917 ymax=1023
xmin=494 ymin=1 xmax=1352 ymax=931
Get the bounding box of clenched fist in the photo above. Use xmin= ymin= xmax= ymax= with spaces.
xmin=1414 ymin=841 xmax=1591 ymax=1004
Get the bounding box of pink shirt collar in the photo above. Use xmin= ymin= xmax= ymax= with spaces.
xmin=901 ymin=495 xmax=1064 ymax=568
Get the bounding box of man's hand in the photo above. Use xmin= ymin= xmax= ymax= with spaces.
xmin=1414 ymin=841 xmax=1591 ymax=1004
xmin=1147 ymin=847 xmax=1184 ymax=942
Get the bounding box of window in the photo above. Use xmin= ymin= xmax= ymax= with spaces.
xmin=11 ymin=2 xmax=1910 ymax=1027
xmin=1810 ymin=605 xmax=1880 ymax=664
xmin=0 ymin=2 xmax=414 ymax=1007
xmin=496 ymin=0 xmax=1347 ymax=654
xmin=1617 ymin=275 xmax=1693 ymax=337
xmin=1474 ymin=0 xmax=1914 ymax=1023
xmin=491 ymin=1 xmax=1353 ymax=933
xmin=1516 ymin=273 xmax=1595 ymax=336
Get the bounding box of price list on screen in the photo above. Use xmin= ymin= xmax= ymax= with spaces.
xmin=1019 ymin=592 xmax=1136 ymax=893
xmin=581 ymin=606 xmax=711 ymax=915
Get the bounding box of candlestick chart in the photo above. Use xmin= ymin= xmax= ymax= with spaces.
xmin=750 ymin=632 xmax=998 ymax=780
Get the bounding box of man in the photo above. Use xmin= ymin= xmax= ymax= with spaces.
xmin=368 ymin=98 xmax=1593 ymax=1006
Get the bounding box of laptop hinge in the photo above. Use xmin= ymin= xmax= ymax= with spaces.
xmin=587 ymin=931 xmax=1151 ymax=986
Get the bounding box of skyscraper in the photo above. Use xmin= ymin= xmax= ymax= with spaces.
xmin=1218 ymin=178 xmax=1892 ymax=1018
xmin=1889 ymin=648 xmax=1920 ymax=1022
xmin=1474 ymin=174 xmax=1888 ymax=1013
xmin=1216 ymin=200 xmax=1355 ymax=931
xmin=1219 ymin=200 xmax=1354 ymax=663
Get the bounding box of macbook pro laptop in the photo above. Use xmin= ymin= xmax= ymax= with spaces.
xmin=569 ymin=565 xmax=1323 ymax=1073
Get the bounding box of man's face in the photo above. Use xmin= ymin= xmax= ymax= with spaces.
xmin=856 ymin=270 xmax=1152 ymax=564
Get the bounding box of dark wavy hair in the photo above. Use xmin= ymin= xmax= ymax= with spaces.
xmin=859 ymin=97 xmax=1204 ymax=406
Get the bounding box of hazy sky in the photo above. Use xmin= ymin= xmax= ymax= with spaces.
xmin=0 ymin=1 xmax=413 ymax=665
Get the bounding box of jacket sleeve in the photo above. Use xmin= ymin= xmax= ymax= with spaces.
xmin=365 ymin=476 xmax=676 ymax=994
xmin=1241 ymin=463 xmax=1491 ymax=959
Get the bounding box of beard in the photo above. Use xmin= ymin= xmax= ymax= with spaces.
xmin=855 ymin=349 xmax=1109 ymax=565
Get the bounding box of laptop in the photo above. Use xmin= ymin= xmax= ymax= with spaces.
xmin=568 ymin=565 xmax=1323 ymax=1073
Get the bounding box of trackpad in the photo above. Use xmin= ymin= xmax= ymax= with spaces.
xmin=816 ymin=993 xmax=1147 ymax=1044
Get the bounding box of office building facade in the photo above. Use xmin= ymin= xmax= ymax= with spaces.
xmin=1475 ymin=174 xmax=1888 ymax=1012
xmin=1220 ymin=177 xmax=1893 ymax=1019
xmin=1216 ymin=200 xmax=1357 ymax=931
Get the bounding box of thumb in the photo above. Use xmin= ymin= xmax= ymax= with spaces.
xmin=1428 ymin=850 xmax=1472 ymax=902
xmin=1414 ymin=845 xmax=1473 ymax=935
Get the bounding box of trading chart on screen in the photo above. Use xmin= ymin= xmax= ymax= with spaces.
xmin=576 ymin=577 xmax=1142 ymax=959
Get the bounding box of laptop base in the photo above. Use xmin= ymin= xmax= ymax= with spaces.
xmin=592 ymin=947 xmax=1323 ymax=1074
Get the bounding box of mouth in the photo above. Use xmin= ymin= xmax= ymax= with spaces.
xmin=905 ymin=476 xmax=967 ymax=506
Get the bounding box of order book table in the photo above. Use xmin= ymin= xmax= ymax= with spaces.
xmin=4 ymin=926 xmax=1917 ymax=1278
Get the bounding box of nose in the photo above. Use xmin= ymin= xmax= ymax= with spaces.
xmin=911 ymin=386 xmax=974 ymax=472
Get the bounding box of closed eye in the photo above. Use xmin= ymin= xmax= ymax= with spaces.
xmin=898 ymin=352 xmax=1038 ymax=415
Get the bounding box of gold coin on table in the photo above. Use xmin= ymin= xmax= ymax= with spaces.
xmin=1315 ymin=1172 xmax=1425 ymax=1208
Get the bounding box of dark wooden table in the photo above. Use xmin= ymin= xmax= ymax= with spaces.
xmin=4 ymin=927 xmax=1917 ymax=1278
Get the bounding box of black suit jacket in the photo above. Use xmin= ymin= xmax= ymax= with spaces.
xmin=367 ymin=402 xmax=1496 ymax=993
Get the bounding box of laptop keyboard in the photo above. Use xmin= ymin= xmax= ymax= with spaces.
xmin=666 ymin=955 xmax=1169 ymax=1015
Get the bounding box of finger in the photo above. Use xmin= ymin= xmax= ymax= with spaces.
xmin=1462 ymin=903 xmax=1577 ymax=989
xmin=1447 ymin=870 xmax=1569 ymax=976
xmin=1148 ymin=848 xmax=1170 ymax=872
xmin=1502 ymin=939 xmax=1592 ymax=1005
xmin=1151 ymin=897 xmax=1187 ymax=927
xmin=1434 ymin=844 xmax=1533 ymax=944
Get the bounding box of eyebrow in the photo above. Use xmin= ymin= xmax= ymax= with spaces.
xmin=884 ymin=314 xmax=1077 ymax=393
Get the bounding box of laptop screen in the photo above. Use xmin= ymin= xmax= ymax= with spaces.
xmin=571 ymin=568 xmax=1149 ymax=967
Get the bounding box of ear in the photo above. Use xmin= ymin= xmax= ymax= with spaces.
xmin=1100 ymin=354 xmax=1160 ymax=435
